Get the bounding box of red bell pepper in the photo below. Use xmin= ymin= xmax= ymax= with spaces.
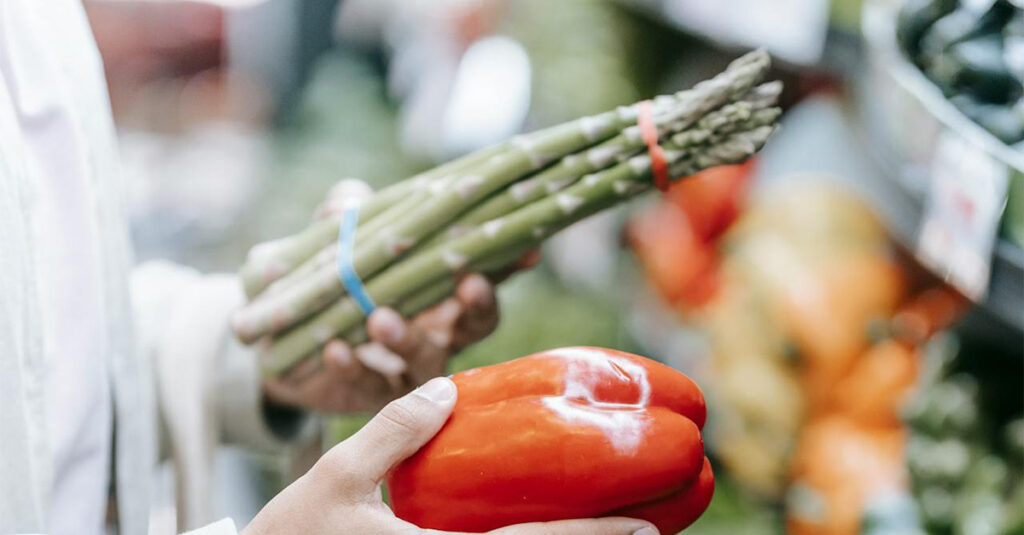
xmin=387 ymin=347 xmax=714 ymax=534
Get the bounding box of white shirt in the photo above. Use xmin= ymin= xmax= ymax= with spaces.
xmin=0 ymin=1 xmax=111 ymax=533
xmin=0 ymin=2 xmax=310 ymax=533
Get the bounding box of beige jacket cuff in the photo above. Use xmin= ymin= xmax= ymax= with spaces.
xmin=132 ymin=260 xmax=317 ymax=529
xmin=215 ymin=313 xmax=314 ymax=449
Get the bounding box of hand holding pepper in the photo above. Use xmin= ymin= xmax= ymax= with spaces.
xmin=243 ymin=377 xmax=660 ymax=535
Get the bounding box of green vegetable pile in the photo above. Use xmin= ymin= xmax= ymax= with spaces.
xmin=898 ymin=0 xmax=1024 ymax=145
xmin=230 ymin=50 xmax=781 ymax=377
xmin=903 ymin=337 xmax=1024 ymax=535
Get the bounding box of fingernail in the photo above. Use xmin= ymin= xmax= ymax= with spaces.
xmin=414 ymin=377 xmax=456 ymax=403
xmin=372 ymin=308 xmax=405 ymax=346
xmin=632 ymin=527 xmax=658 ymax=535
xmin=461 ymin=274 xmax=494 ymax=310
xmin=326 ymin=342 xmax=349 ymax=364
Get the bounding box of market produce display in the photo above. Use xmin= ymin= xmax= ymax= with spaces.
xmin=631 ymin=182 xmax=908 ymax=499
xmin=898 ymin=0 xmax=1024 ymax=145
xmin=786 ymin=287 xmax=967 ymax=535
xmin=230 ymin=50 xmax=782 ymax=377
xmin=629 ymin=177 xmax=1016 ymax=535
xmin=386 ymin=347 xmax=714 ymax=534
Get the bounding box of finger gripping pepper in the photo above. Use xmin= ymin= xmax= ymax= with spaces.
xmin=387 ymin=347 xmax=714 ymax=533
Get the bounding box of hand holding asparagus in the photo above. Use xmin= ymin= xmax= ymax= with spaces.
xmin=233 ymin=50 xmax=783 ymax=378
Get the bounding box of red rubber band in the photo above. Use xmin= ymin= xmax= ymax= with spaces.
xmin=637 ymin=100 xmax=670 ymax=192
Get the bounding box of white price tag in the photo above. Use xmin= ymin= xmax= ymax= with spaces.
xmin=658 ymin=0 xmax=830 ymax=65
xmin=917 ymin=132 xmax=1009 ymax=300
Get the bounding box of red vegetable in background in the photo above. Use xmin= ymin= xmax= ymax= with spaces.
xmin=387 ymin=347 xmax=713 ymax=534
xmin=664 ymin=160 xmax=754 ymax=243
xmin=628 ymin=201 xmax=721 ymax=307
xmin=627 ymin=161 xmax=754 ymax=308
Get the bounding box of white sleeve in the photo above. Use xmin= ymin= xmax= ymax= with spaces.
xmin=131 ymin=260 xmax=317 ymax=527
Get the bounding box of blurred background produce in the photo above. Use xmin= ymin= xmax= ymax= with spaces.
xmin=898 ymin=0 xmax=1022 ymax=145
xmin=84 ymin=0 xmax=1022 ymax=533
xmin=903 ymin=335 xmax=1024 ymax=535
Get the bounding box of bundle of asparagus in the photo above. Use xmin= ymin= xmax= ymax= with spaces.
xmin=233 ymin=50 xmax=782 ymax=377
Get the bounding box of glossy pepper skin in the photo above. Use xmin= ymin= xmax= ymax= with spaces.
xmin=387 ymin=347 xmax=713 ymax=534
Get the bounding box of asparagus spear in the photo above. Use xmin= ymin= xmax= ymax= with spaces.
xmin=259 ymin=125 xmax=776 ymax=375
xmin=422 ymin=86 xmax=782 ymax=249
xmin=269 ymin=98 xmax=772 ymax=301
xmin=262 ymin=98 xmax=773 ymax=306
xmin=239 ymin=143 xmax=503 ymax=297
xmin=233 ymin=108 xmax=642 ymax=341
xmin=239 ymin=91 xmax=688 ymax=300
xmin=233 ymin=53 xmax=773 ymax=343
xmin=243 ymin=50 xmax=772 ymax=295
xmin=341 ymin=244 xmax=533 ymax=346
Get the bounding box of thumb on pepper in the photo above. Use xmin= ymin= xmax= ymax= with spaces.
xmin=324 ymin=377 xmax=457 ymax=492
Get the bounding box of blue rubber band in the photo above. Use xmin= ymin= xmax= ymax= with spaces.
xmin=338 ymin=205 xmax=376 ymax=316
